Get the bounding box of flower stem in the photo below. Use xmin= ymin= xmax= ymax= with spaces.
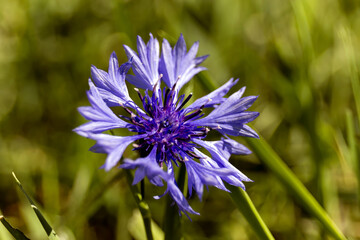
xmin=124 ymin=170 xmax=153 ymax=240
xmin=163 ymin=163 xmax=186 ymax=240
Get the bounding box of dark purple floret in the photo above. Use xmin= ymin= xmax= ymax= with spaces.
xmin=122 ymin=84 xmax=208 ymax=165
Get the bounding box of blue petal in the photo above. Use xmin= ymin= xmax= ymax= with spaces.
xmin=86 ymin=133 xmax=145 ymax=171
xmin=167 ymin=179 xmax=200 ymax=217
xmin=153 ymin=163 xmax=199 ymax=218
xmin=74 ymin=80 xmax=130 ymax=135
xmin=195 ymin=149 xmax=248 ymax=189
xmin=192 ymin=87 xmax=259 ymax=137
xmin=222 ymin=138 xmax=252 ymax=155
xmin=123 ymin=33 xmax=160 ymax=90
xmin=91 ymin=52 xmax=138 ymax=109
xmin=159 ymin=34 xmax=208 ymax=92
xmin=193 ymin=141 xmax=252 ymax=189
xmin=185 ymin=158 xmax=230 ymax=201
xmin=120 ymin=147 xmax=169 ymax=186
xmin=126 ymin=74 xmax=152 ymax=89
xmin=186 ymin=78 xmax=239 ymax=111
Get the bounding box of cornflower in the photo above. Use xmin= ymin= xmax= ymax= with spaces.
xmin=74 ymin=33 xmax=259 ymax=217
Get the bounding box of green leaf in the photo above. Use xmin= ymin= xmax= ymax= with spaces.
xmin=226 ymin=184 xmax=274 ymax=240
xmin=246 ymin=135 xmax=346 ymax=240
xmin=12 ymin=172 xmax=60 ymax=240
xmin=196 ymin=71 xmax=346 ymax=240
xmin=0 ymin=215 xmax=30 ymax=240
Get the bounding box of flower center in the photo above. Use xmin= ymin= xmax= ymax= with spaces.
xmin=121 ymin=86 xmax=208 ymax=164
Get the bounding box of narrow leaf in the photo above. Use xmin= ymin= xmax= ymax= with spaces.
xmin=0 ymin=215 xmax=30 ymax=240
xmin=196 ymin=71 xmax=346 ymax=240
xmin=246 ymin=135 xmax=346 ymax=240
xmin=12 ymin=172 xmax=59 ymax=240
xmin=226 ymin=184 xmax=275 ymax=240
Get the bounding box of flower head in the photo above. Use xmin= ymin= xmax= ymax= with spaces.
xmin=75 ymin=33 xmax=259 ymax=217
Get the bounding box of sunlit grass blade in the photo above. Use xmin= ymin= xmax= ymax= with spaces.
xmin=12 ymin=172 xmax=59 ymax=240
xmin=226 ymin=184 xmax=274 ymax=240
xmin=124 ymin=170 xmax=153 ymax=240
xmin=246 ymin=136 xmax=346 ymax=240
xmin=0 ymin=215 xmax=30 ymax=240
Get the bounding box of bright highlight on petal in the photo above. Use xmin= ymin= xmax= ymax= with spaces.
xmin=75 ymin=33 xmax=259 ymax=217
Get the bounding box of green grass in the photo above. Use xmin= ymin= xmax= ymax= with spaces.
xmin=0 ymin=0 xmax=359 ymax=239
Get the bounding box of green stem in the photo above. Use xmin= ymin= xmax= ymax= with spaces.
xmin=226 ymin=184 xmax=274 ymax=240
xmin=163 ymin=164 xmax=186 ymax=240
xmin=125 ymin=170 xmax=153 ymax=240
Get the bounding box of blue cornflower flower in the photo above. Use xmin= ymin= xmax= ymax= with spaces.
xmin=75 ymin=33 xmax=259 ymax=217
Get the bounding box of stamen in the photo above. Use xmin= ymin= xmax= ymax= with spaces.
xmin=152 ymin=74 xmax=163 ymax=93
xmin=190 ymin=131 xmax=208 ymax=137
xmin=165 ymin=87 xmax=175 ymax=109
xmin=184 ymin=108 xmax=203 ymax=121
xmin=134 ymin=88 xmax=143 ymax=102
xmin=186 ymin=150 xmax=201 ymax=159
xmin=172 ymin=78 xmax=179 ymax=90
xmin=176 ymin=94 xmax=185 ymax=106
xmin=177 ymin=93 xmax=192 ymax=111
xmin=118 ymin=115 xmax=132 ymax=121
xmin=163 ymin=88 xmax=170 ymax=107
xmin=120 ymin=104 xmax=137 ymax=119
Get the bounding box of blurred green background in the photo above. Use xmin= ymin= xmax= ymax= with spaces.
xmin=0 ymin=0 xmax=360 ymax=239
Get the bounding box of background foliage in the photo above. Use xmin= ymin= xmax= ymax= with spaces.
xmin=0 ymin=0 xmax=359 ymax=239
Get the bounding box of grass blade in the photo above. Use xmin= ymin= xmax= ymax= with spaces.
xmin=246 ymin=135 xmax=346 ymax=240
xmin=196 ymin=71 xmax=346 ymax=240
xmin=0 ymin=215 xmax=30 ymax=240
xmin=12 ymin=172 xmax=59 ymax=240
xmin=226 ymin=184 xmax=275 ymax=240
